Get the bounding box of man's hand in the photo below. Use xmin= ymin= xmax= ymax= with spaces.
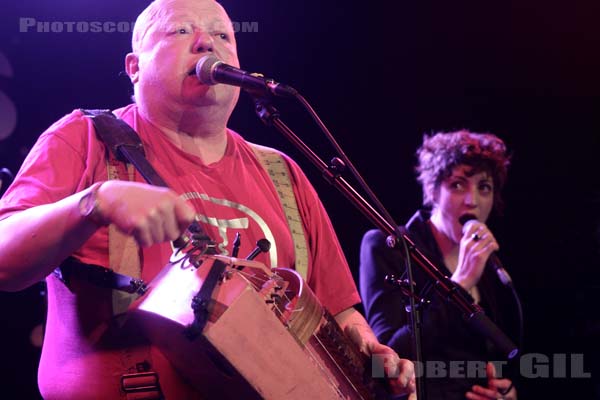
xmin=95 ymin=180 xmax=196 ymax=247
xmin=336 ymin=308 xmax=417 ymax=399
xmin=368 ymin=340 xmax=417 ymax=398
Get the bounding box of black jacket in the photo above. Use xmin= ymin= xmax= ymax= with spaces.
xmin=360 ymin=210 xmax=516 ymax=399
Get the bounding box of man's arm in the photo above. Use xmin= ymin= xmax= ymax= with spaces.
xmin=0 ymin=188 xmax=98 ymax=291
xmin=0 ymin=181 xmax=195 ymax=292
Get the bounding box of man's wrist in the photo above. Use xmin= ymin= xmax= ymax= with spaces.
xmin=78 ymin=182 xmax=109 ymax=227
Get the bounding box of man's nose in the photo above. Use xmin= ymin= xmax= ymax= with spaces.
xmin=193 ymin=32 xmax=214 ymax=53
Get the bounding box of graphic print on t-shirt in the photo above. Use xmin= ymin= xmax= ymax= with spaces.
xmin=182 ymin=191 xmax=278 ymax=267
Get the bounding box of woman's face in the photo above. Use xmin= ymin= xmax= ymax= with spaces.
xmin=431 ymin=164 xmax=495 ymax=244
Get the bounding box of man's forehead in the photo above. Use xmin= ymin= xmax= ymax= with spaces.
xmin=155 ymin=12 xmax=233 ymax=32
xmin=132 ymin=0 xmax=235 ymax=52
xmin=148 ymin=1 xmax=231 ymax=29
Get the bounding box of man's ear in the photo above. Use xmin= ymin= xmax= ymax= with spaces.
xmin=125 ymin=53 xmax=140 ymax=83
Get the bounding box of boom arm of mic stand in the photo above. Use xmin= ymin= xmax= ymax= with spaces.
xmin=251 ymin=94 xmax=519 ymax=359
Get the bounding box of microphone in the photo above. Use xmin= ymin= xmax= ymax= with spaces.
xmin=458 ymin=214 xmax=513 ymax=287
xmin=195 ymin=55 xmax=298 ymax=98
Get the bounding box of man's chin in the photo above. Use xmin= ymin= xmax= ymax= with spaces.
xmin=179 ymin=83 xmax=239 ymax=112
xmin=180 ymin=84 xmax=213 ymax=103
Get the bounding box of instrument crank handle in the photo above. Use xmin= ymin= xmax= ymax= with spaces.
xmin=245 ymin=238 xmax=271 ymax=260
xmin=172 ymin=221 xmax=217 ymax=254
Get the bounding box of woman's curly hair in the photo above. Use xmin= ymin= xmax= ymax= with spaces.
xmin=416 ymin=130 xmax=511 ymax=213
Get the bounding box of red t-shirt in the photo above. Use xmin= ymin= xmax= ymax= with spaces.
xmin=0 ymin=104 xmax=360 ymax=399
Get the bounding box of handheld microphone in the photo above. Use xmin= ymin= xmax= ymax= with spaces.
xmin=459 ymin=215 xmax=513 ymax=287
xmin=195 ymin=55 xmax=298 ymax=98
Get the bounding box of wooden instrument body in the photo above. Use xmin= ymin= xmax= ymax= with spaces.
xmin=128 ymin=255 xmax=380 ymax=399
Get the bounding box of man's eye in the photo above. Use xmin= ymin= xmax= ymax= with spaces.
xmin=170 ymin=26 xmax=191 ymax=35
xmin=216 ymin=33 xmax=229 ymax=40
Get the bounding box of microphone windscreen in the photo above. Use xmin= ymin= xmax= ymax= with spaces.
xmin=195 ymin=55 xmax=221 ymax=85
xmin=458 ymin=214 xmax=477 ymax=226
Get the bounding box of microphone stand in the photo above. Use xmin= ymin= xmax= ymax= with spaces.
xmin=250 ymin=92 xmax=518 ymax=398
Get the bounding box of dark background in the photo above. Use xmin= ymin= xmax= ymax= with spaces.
xmin=1 ymin=1 xmax=599 ymax=398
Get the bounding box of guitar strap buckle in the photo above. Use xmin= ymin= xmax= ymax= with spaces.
xmin=120 ymin=370 xmax=163 ymax=400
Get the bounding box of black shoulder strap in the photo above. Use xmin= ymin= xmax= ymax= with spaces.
xmin=81 ymin=109 xmax=168 ymax=187
xmin=55 ymin=256 xmax=147 ymax=295
xmin=56 ymin=109 xmax=160 ymax=296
